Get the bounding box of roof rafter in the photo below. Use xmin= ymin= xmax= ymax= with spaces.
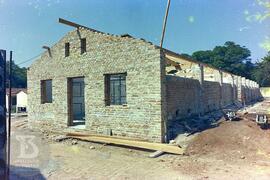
xmin=58 ymin=18 xmax=103 ymax=34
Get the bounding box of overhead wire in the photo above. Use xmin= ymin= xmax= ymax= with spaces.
xmin=16 ymin=53 xmax=42 ymax=66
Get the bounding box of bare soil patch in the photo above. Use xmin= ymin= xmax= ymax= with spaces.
xmin=186 ymin=118 xmax=270 ymax=162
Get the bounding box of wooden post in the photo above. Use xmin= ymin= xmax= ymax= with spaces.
xmin=7 ymin=51 xmax=12 ymax=178
xmin=42 ymin=46 xmax=51 ymax=57
xmin=160 ymin=0 xmax=171 ymax=48
xmin=67 ymin=78 xmax=73 ymax=126
xmin=160 ymin=0 xmax=171 ymax=143
xmin=0 ymin=50 xmax=7 ymax=180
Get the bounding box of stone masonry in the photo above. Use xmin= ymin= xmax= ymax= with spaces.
xmin=165 ymin=61 xmax=262 ymax=122
xmin=28 ymin=26 xmax=262 ymax=143
xmin=28 ymin=28 xmax=166 ymax=143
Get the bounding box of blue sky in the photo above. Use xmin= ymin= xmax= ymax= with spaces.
xmin=0 ymin=0 xmax=269 ymax=67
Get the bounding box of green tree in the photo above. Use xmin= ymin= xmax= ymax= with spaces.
xmin=252 ymin=52 xmax=270 ymax=86
xmin=6 ymin=61 xmax=27 ymax=88
xmin=192 ymin=50 xmax=212 ymax=64
xmin=180 ymin=53 xmax=192 ymax=59
xmin=191 ymin=41 xmax=254 ymax=79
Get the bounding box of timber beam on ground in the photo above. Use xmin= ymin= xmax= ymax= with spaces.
xmin=66 ymin=132 xmax=184 ymax=155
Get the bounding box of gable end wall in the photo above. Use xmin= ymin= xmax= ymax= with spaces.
xmin=27 ymin=29 xmax=166 ymax=142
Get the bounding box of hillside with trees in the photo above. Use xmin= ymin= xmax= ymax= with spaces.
xmin=6 ymin=61 xmax=27 ymax=88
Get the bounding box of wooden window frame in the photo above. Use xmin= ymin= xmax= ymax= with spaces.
xmin=104 ymin=73 xmax=127 ymax=106
xmin=65 ymin=42 xmax=70 ymax=57
xmin=41 ymin=79 xmax=52 ymax=104
xmin=81 ymin=38 xmax=86 ymax=54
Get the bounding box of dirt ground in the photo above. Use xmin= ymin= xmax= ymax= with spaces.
xmin=9 ymin=99 xmax=270 ymax=180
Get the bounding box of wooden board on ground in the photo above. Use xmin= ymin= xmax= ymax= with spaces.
xmin=66 ymin=132 xmax=146 ymax=141
xmin=66 ymin=134 xmax=184 ymax=155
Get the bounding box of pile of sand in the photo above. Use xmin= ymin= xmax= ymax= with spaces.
xmin=185 ymin=117 xmax=270 ymax=161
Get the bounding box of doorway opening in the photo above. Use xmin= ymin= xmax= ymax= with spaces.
xmin=68 ymin=77 xmax=85 ymax=127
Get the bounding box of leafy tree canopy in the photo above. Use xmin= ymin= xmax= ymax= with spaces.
xmin=252 ymin=52 xmax=270 ymax=87
xmin=6 ymin=61 xmax=27 ymax=88
xmin=187 ymin=41 xmax=254 ymax=79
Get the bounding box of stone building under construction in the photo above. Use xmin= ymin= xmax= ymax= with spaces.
xmin=27 ymin=19 xmax=261 ymax=143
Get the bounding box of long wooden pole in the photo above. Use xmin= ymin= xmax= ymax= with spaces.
xmin=7 ymin=51 xmax=12 ymax=178
xmin=160 ymin=0 xmax=171 ymax=143
xmin=0 ymin=50 xmax=7 ymax=180
xmin=160 ymin=0 xmax=171 ymax=48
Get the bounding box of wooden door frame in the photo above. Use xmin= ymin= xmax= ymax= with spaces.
xmin=67 ymin=76 xmax=85 ymax=126
xmin=67 ymin=78 xmax=73 ymax=126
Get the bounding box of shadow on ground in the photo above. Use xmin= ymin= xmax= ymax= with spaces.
xmin=167 ymin=112 xmax=221 ymax=142
xmin=167 ymin=103 xmax=249 ymax=141
xmin=10 ymin=166 xmax=45 ymax=180
xmin=167 ymin=99 xmax=265 ymax=143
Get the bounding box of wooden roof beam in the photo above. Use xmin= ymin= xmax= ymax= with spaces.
xmin=58 ymin=18 xmax=103 ymax=34
xmin=59 ymin=18 xmax=85 ymax=29
xmin=163 ymin=49 xmax=234 ymax=76
xmin=42 ymin=46 xmax=50 ymax=50
xmin=42 ymin=46 xmax=51 ymax=57
xmin=165 ymin=57 xmax=181 ymax=69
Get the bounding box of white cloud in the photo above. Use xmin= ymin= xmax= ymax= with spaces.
xmin=238 ymin=26 xmax=250 ymax=32
xmin=26 ymin=0 xmax=62 ymax=15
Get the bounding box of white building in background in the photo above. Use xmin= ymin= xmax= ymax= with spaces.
xmin=6 ymin=88 xmax=27 ymax=113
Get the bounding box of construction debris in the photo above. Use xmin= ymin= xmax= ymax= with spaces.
xmin=149 ymin=150 xmax=165 ymax=158
xmin=223 ymin=109 xmax=237 ymax=121
xmin=71 ymin=139 xmax=78 ymax=145
xmin=53 ymin=135 xmax=70 ymax=142
xmin=256 ymin=114 xmax=269 ymax=129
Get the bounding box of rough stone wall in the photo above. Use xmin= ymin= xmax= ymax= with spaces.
xmin=166 ymin=79 xmax=240 ymax=119
xmin=166 ymin=76 xmax=200 ymax=120
xmin=246 ymin=86 xmax=262 ymax=102
xmin=165 ymin=76 xmax=237 ymax=119
xmin=27 ymin=27 xmax=262 ymax=143
xmin=242 ymin=85 xmax=252 ymax=104
xmin=246 ymin=87 xmax=252 ymax=103
xmin=250 ymin=87 xmax=259 ymax=101
xmin=203 ymin=81 xmax=221 ymax=113
xmin=237 ymin=82 xmax=243 ymax=103
xmin=28 ymin=28 xmax=166 ymax=142
xmin=222 ymin=83 xmax=233 ymax=107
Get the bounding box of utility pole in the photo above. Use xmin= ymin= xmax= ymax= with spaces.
xmin=0 ymin=49 xmax=7 ymax=180
xmin=7 ymin=51 xmax=12 ymax=178
xmin=160 ymin=0 xmax=171 ymax=143
xmin=160 ymin=0 xmax=171 ymax=48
